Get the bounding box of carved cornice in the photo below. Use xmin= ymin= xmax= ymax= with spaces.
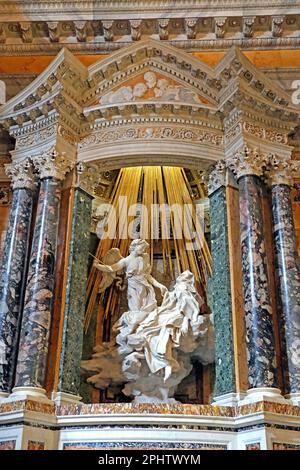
xmin=267 ymin=154 xmax=300 ymax=186
xmin=0 ymin=3 xmax=300 ymax=54
xmin=226 ymin=145 xmax=268 ymax=179
xmin=33 ymin=149 xmax=74 ymax=181
xmin=1 ymin=40 xmax=300 ymax=165
xmin=203 ymin=160 xmax=227 ymax=196
xmin=5 ymin=158 xmax=36 ymax=190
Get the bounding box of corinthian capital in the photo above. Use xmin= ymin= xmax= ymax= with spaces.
xmin=267 ymin=154 xmax=300 ymax=186
xmin=76 ymin=161 xmax=101 ymax=194
xmin=33 ymin=149 xmax=74 ymax=181
xmin=226 ymin=145 xmax=268 ymax=180
xmin=5 ymin=158 xmax=36 ymax=191
xmin=203 ymin=160 xmax=226 ymax=196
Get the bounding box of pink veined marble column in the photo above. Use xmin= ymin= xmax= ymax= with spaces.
xmin=227 ymin=148 xmax=279 ymax=396
xmin=0 ymin=160 xmax=35 ymax=395
xmin=13 ymin=151 xmax=73 ymax=397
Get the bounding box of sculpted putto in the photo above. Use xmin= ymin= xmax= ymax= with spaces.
xmin=82 ymin=239 xmax=214 ymax=403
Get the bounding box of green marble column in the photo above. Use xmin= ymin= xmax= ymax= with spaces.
xmin=56 ymin=186 xmax=93 ymax=400
xmin=206 ymin=162 xmax=236 ymax=401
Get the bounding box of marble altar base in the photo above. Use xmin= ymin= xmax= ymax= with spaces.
xmin=0 ymin=398 xmax=300 ymax=450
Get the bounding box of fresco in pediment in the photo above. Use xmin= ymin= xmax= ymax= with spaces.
xmin=98 ymin=71 xmax=212 ymax=106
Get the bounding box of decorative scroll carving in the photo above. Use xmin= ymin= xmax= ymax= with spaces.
xmin=5 ymin=158 xmax=36 ymax=190
xmin=227 ymin=145 xmax=268 ymax=179
xmin=215 ymin=17 xmax=227 ymax=39
xmin=79 ymin=126 xmax=223 ymax=149
xmin=158 ymin=19 xmax=169 ymax=40
xmin=267 ymin=155 xmax=300 ymax=186
xmin=75 ymin=161 xmax=101 ymax=194
xmin=243 ymin=17 xmax=255 ymax=38
xmin=15 ymin=124 xmax=58 ymax=149
xmin=203 ymin=160 xmax=227 ymax=195
xmin=225 ymin=121 xmax=289 ymax=146
xmin=19 ymin=22 xmax=32 ymax=43
xmin=47 ymin=22 xmax=59 ymax=42
xmin=33 ymin=149 xmax=74 ymax=181
xmin=74 ymin=21 xmax=87 ymax=42
xmin=272 ymin=16 xmax=285 ymax=38
xmin=102 ymin=20 xmax=114 ymax=41
xmin=0 ymin=24 xmax=5 ymax=44
xmin=130 ymin=20 xmax=142 ymax=41
xmin=185 ymin=19 xmax=198 ymax=40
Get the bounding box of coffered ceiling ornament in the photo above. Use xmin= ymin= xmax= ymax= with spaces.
xmin=33 ymin=148 xmax=74 ymax=181
xmin=5 ymin=158 xmax=36 ymax=191
xmin=0 ymin=39 xmax=300 ymax=167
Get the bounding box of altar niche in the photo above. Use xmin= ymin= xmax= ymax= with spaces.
xmin=1 ymin=40 xmax=299 ymax=408
xmin=80 ymin=165 xmax=215 ymax=404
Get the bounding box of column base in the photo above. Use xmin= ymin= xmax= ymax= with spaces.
xmin=51 ymin=391 xmax=82 ymax=406
xmin=0 ymin=391 xmax=10 ymax=402
xmin=213 ymin=392 xmax=247 ymax=406
xmin=9 ymin=386 xmax=53 ymax=404
xmin=285 ymin=393 xmax=300 ymax=406
xmin=242 ymin=387 xmax=288 ymax=404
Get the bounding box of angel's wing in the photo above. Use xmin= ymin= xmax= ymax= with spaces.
xmin=98 ymin=248 xmax=124 ymax=293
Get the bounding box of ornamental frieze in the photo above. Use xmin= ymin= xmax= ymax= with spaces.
xmin=225 ymin=121 xmax=289 ymax=145
xmin=14 ymin=124 xmax=77 ymax=150
xmin=79 ymin=125 xmax=223 ymax=149
xmin=15 ymin=124 xmax=58 ymax=150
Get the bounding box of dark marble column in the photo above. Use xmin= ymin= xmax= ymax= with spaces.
xmin=13 ymin=151 xmax=73 ymax=396
xmin=229 ymin=148 xmax=279 ymax=395
xmin=206 ymin=162 xmax=236 ymax=401
xmin=269 ymin=157 xmax=300 ymax=401
xmin=0 ymin=160 xmax=35 ymax=396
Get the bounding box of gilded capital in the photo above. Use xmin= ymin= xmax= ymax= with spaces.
xmin=267 ymin=154 xmax=300 ymax=186
xmin=75 ymin=161 xmax=101 ymax=195
xmin=5 ymin=158 xmax=36 ymax=191
xmin=226 ymin=145 xmax=268 ymax=180
xmin=33 ymin=149 xmax=74 ymax=181
xmin=203 ymin=160 xmax=226 ymax=196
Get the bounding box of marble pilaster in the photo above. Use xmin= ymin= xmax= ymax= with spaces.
xmin=0 ymin=159 xmax=35 ymax=394
xmin=13 ymin=151 xmax=73 ymax=394
xmin=205 ymin=162 xmax=236 ymax=398
xmin=268 ymin=156 xmax=300 ymax=398
xmin=228 ymin=147 xmax=278 ymax=392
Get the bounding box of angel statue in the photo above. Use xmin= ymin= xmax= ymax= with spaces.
xmin=82 ymin=249 xmax=215 ymax=402
xmin=94 ymin=238 xmax=167 ymax=312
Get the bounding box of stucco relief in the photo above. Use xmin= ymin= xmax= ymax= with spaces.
xmin=79 ymin=125 xmax=223 ymax=149
xmin=99 ymin=71 xmax=209 ymax=106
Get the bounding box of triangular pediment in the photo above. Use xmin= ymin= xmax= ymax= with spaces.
xmin=0 ymin=39 xmax=299 ymax=138
xmin=89 ymin=68 xmax=215 ymax=108
xmin=84 ymin=39 xmax=219 ymax=109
